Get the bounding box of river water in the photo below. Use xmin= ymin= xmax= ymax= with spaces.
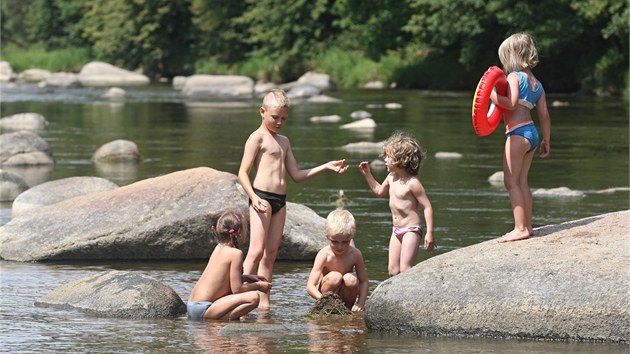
xmin=1 ymin=83 xmax=628 ymax=353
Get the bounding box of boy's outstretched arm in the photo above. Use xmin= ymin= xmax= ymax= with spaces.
xmin=285 ymin=141 xmax=348 ymax=182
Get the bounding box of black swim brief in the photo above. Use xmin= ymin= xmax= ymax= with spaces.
xmin=250 ymin=188 xmax=287 ymax=214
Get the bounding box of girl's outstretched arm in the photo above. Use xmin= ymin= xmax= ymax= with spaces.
xmin=358 ymin=162 xmax=388 ymax=197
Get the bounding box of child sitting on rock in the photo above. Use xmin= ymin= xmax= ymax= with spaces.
xmin=187 ymin=209 xmax=271 ymax=320
xmin=306 ymin=210 xmax=369 ymax=311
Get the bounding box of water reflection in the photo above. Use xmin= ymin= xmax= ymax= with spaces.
xmin=307 ymin=315 xmax=367 ymax=353
xmin=2 ymin=164 xmax=54 ymax=188
xmin=94 ymin=161 xmax=139 ymax=186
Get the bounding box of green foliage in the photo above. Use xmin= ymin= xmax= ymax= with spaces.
xmin=82 ymin=0 xmax=196 ymax=77
xmin=0 ymin=45 xmax=92 ymax=72
xmin=235 ymin=0 xmax=340 ymax=81
xmin=189 ymin=0 xmax=249 ymax=64
xmin=0 ymin=0 xmax=626 ymax=94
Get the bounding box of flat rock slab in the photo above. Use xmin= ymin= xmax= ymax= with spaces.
xmin=35 ymin=270 xmax=186 ymax=319
xmin=365 ymin=210 xmax=630 ymax=343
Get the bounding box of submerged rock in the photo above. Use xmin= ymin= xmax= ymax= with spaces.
xmin=365 ymin=210 xmax=630 ymax=342
xmin=35 ymin=270 xmax=186 ymax=319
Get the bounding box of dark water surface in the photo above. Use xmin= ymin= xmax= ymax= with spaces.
xmin=1 ymin=84 xmax=628 ymax=353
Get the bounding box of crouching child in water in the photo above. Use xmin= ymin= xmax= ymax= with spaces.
xmin=306 ymin=210 xmax=369 ymax=311
xmin=187 ymin=210 xmax=272 ymax=321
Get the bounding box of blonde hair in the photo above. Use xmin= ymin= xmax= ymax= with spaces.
xmin=211 ymin=209 xmax=247 ymax=249
xmin=381 ymin=131 xmax=425 ymax=175
xmin=325 ymin=209 xmax=356 ymax=237
xmin=498 ymin=32 xmax=539 ymax=73
xmin=262 ymin=89 xmax=290 ymax=109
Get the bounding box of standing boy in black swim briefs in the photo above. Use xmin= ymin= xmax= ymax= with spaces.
xmin=238 ymin=89 xmax=349 ymax=311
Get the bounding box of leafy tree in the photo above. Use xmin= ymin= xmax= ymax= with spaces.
xmin=404 ymin=0 xmax=628 ymax=92
xmin=189 ymin=0 xmax=250 ymax=64
xmin=235 ymin=0 xmax=342 ymax=81
xmin=82 ymin=0 xmax=195 ymax=77
xmin=332 ymin=0 xmax=413 ymax=60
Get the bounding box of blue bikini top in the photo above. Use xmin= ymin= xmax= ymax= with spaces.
xmin=514 ymin=71 xmax=543 ymax=109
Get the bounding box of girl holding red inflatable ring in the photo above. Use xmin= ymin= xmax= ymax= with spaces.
xmin=488 ymin=32 xmax=551 ymax=243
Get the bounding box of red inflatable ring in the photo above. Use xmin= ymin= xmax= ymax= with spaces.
xmin=471 ymin=66 xmax=507 ymax=136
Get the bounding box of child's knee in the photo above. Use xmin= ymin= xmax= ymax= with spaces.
xmin=342 ymin=273 xmax=358 ymax=288
xmin=322 ymin=271 xmax=343 ymax=287
xmin=247 ymin=291 xmax=260 ymax=306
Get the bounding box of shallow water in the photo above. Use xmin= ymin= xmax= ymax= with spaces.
xmin=0 ymin=83 xmax=628 ymax=352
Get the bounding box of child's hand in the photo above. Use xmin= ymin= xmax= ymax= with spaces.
xmin=328 ymin=159 xmax=349 ymax=174
xmin=352 ymin=303 xmax=364 ymax=312
xmin=424 ymin=232 xmax=436 ymax=252
xmin=358 ymin=161 xmax=370 ymax=176
xmin=251 ymin=196 xmax=268 ymax=213
xmin=257 ymin=280 xmax=272 ymax=293
xmin=539 ymin=140 xmax=550 ymax=158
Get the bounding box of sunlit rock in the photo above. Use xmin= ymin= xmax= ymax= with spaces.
xmin=310 ymin=115 xmax=342 ymax=123
xmin=340 ymin=141 xmax=383 ymax=154
xmin=488 ymin=171 xmax=504 ymax=186
xmin=102 ymin=87 xmax=126 ymax=99
xmin=0 ymin=61 xmax=14 ymax=82
xmin=365 ymin=210 xmax=630 ymax=342
xmin=385 ymin=102 xmax=402 ymax=109
xmin=92 ymin=139 xmax=142 ymax=163
xmin=434 ymin=152 xmax=463 ymax=159
xmin=532 ymin=187 xmax=585 ymax=198
xmin=12 ymin=176 xmax=118 ymax=218
xmin=79 ymin=61 xmax=150 ymax=86
xmin=17 ymin=68 xmax=51 ymax=82
xmin=0 ymin=113 xmax=48 ymax=131
xmin=44 ymin=72 xmax=81 ymax=88
xmin=350 ymin=110 xmax=372 ymax=120
xmin=0 ymin=131 xmax=54 ymax=166
xmin=0 ymin=167 xmax=327 ymax=261
xmin=340 ymin=118 xmax=376 ymax=130
xmin=182 ymin=75 xmax=254 ymax=98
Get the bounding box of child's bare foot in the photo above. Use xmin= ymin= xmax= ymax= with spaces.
xmin=497 ymin=229 xmax=530 ymax=243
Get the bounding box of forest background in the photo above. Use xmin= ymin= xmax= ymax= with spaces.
xmin=1 ymin=0 xmax=627 ymax=95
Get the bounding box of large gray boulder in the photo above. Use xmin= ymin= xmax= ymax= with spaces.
xmin=0 ymin=167 xmax=327 ymax=262
xmin=78 ymin=61 xmax=150 ymax=86
xmin=0 ymin=131 xmax=54 ymax=166
xmin=365 ymin=210 xmax=630 ymax=343
xmin=35 ymin=271 xmax=186 ymax=319
xmin=11 ymin=176 xmax=118 ymax=218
